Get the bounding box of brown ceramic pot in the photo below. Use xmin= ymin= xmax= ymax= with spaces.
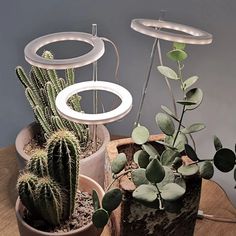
xmin=15 ymin=122 xmax=110 ymax=187
xmin=105 ymin=135 xmax=202 ymax=236
xmin=15 ymin=175 xmax=104 ymax=236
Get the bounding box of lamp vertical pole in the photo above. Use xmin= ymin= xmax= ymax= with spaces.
xmin=134 ymin=11 xmax=170 ymax=127
xmin=92 ymin=24 xmax=98 ymax=151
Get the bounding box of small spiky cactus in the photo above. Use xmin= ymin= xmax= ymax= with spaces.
xmin=47 ymin=130 xmax=80 ymax=220
xmin=26 ymin=149 xmax=48 ymax=177
xmin=35 ymin=177 xmax=63 ymax=226
xmin=17 ymin=173 xmax=39 ymax=215
xmin=16 ymin=51 xmax=89 ymax=148
xmin=17 ymin=129 xmax=80 ymax=227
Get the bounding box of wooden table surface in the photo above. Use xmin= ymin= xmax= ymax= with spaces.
xmin=1 ymin=145 xmax=236 ymax=236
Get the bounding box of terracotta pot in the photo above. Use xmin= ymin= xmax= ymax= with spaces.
xmin=105 ymin=135 xmax=202 ymax=236
xmin=15 ymin=122 xmax=110 ymax=187
xmin=15 ymin=175 xmax=104 ymax=236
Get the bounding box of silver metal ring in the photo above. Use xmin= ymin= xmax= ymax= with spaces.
xmin=24 ymin=32 xmax=105 ymax=69
xmin=56 ymin=81 xmax=133 ymax=124
xmin=131 ymin=19 xmax=213 ymax=44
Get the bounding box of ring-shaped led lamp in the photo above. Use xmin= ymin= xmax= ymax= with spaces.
xmin=24 ymin=32 xmax=105 ymax=69
xmin=131 ymin=19 xmax=213 ymax=44
xmin=56 ymin=81 xmax=133 ymax=124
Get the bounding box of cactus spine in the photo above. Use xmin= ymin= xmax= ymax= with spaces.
xmin=17 ymin=129 xmax=80 ymax=226
xmin=47 ymin=130 xmax=79 ymax=220
xmin=16 ymin=51 xmax=89 ymax=148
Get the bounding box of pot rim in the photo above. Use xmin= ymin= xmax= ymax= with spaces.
xmin=15 ymin=174 xmax=105 ymax=236
xmin=15 ymin=122 xmax=110 ymax=163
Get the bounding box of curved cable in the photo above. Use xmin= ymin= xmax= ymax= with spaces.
xmin=100 ymin=37 xmax=120 ymax=82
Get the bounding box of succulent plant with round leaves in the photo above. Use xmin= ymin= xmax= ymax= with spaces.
xmin=92 ymin=42 xmax=236 ymax=228
xmin=16 ymin=51 xmax=89 ymax=149
xmin=17 ymin=129 xmax=80 ymax=227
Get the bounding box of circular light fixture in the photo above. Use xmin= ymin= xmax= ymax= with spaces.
xmin=131 ymin=19 xmax=213 ymax=44
xmin=24 ymin=32 xmax=105 ymax=69
xmin=56 ymin=81 xmax=133 ymax=124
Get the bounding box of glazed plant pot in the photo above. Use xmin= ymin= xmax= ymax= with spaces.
xmin=15 ymin=122 xmax=110 ymax=187
xmin=105 ymin=135 xmax=202 ymax=236
xmin=15 ymin=175 xmax=104 ymax=236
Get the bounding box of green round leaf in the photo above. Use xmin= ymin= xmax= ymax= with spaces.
xmin=137 ymin=150 xmax=149 ymax=168
xmin=132 ymin=126 xmax=150 ymax=145
xmin=102 ymin=188 xmax=122 ymax=212
xmin=156 ymin=113 xmax=175 ymax=136
xmin=182 ymin=123 xmax=205 ymax=134
xmin=213 ymin=135 xmax=223 ymax=151
xmin=92 ymin=208 xmax=109 ymax=228
xmin=142 ymin=143 xmax=159 ymax=157
xmin=131 ymin=168 xmax=149 ymax=186
xmin=172 ymin=156 xmax=183 ymax=170
xmin=111 ymin=153 xmax=127 ymax=174
xmin=134 ymin=150 xmax=142 ymax=164
xmin=157 ymin=166 xmax=175 ymax=189
xmin=234 ymin=168 xmax=236 ymax=182
xmin=167 ymin=49 xmax=188 ymax=62
xmin=178 ymin=164 xmax=199 ymax=176
xmin=132 ymin=184 xmax=158 ymax=203
xmin=157 ymin=66 xmax=179 ymax=80
xmin=185 ymin=88 xmax=203 ymax=110
xmin=174 ymin=176 xmax=186 ymax=190
xmin=182 ymin=76 xmax=199 ymax=91
xmin=173 ymin=42 xmax=186 ymax=50
xmin=92 ymin=190 xmax=100 ymax=211
xmin=161 ymin=105 xmax=177 ymax=119
xmin=213 ymin=148 xmax=236 ymax=172
xmin=160 ymin=149 xmax=179 ymax=166
xmin=184 ymin=144 xmax=199 ymax=161
xmin=161 ymin=183 xmax=186 ymax=201
xmin=199 ymin=161 xmax=214 ymax=179
xmin=146 ymin=158 xmax=165 ymax=183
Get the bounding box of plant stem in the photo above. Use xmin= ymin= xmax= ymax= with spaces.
xmin=176 ymin=60 xmax=196 ymax=150
xmin=157 ymin=40 xmax=177 ymax=117
xmin=177 ymin=61 xmax=185 ymax=90
xmin=197 ymin=159 xmax=213 ymax=162
xmin=155 ymin=184 xmax=164 ymax=210
xmin=173 ymin=105 xmax=186 ymax=147
xmin=106 ymin=169 xmax=132 ymax=191
xmin=166 ymin=113 xmax=196 ymax=150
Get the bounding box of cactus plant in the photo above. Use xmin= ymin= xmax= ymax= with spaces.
xmin=47 ymin=130 xmax=79 ymax=220
xmin=17 ymin=129 xmax=80 ymax=227
xmin=16 ymin=51 xmax=89 ymax=149
xmin=92 ymin=42 xmax=236 ymax=231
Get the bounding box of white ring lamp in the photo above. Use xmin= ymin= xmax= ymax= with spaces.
xmin=24 ymin=32 xmax=105 ymax=69
xmin=131 ymin=19 xmax=213 ymax=44
xmin=56 ymin=81 xmax=133 ymax=124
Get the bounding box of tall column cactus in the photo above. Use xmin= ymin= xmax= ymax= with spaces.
xmin=17 ymin=129 xmax=80 ymax=226
xmin=47 ymin=130 xmax=80 ymax=220
xmin=15 ymin=51 xmax=89 ymax=148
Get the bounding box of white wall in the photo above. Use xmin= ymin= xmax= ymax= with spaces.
xmin=1 ymin=0 xmax=236 ymax=205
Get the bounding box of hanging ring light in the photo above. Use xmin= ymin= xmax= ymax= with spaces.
xmin=24 ymin=32 xmax=105 ymax=69
xmin=131 ymin=19 xmax=213 ymax=44
xmin=56 ymin=81 xmax=133 ymax=124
